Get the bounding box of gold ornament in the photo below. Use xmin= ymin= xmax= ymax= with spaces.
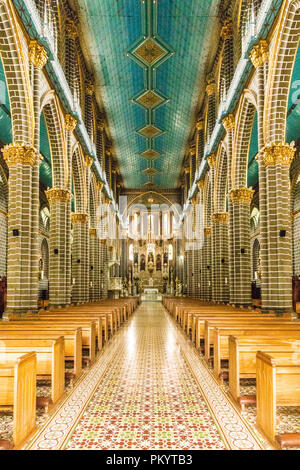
xmin=207 ymin=154 xmax=216 ymax=168
xmin=71 ymin=213 xmax=89 ymax=224
xmin=204 ymin=227 xmax=211 ymax=237
xmin=29 ymin=40 xmax=48 ymax=69
xmin=189 ymin=145 xmax=196 ymax=156
xmin=212 ymin=212 xmax=229 ymax=224
xmin=84 ymin=155 xmax=94 ymax=168
xmin=45 ymin=188 xmax=71 ymax=203
xmin=222 ymin=114 xmax=235 ymax=131
xmin=97 ymin=120 xmax=104 ymax=131
xmin=89 ymin=228 xmax=97 ymax=237
xmin=229 ymin=187 xmax=254 ymax=204
xmin=66 ymin=19 xmax=78 ymax=39
xmin=197 ymin=180 xmax=205 ymax=190
xmin=97 ymin=181 xmax=104 ymax=192
xmin=65 ymin=114 xmax=77 ymax=132
xmin=86 ymin=80 xmax=95 ymax=96
xmin=221 ymin=19 xmax=233 ymax=39
xmin=206 ymin=83 xmax=216 ymax=96
xmin=250 ymin=40 xmax=269 ymax=68
xmin=196 ymin=119 xmax=204 ymax=131
xmin=2 ymin=143 xmax=38 ymax=167
xmin=262 ymin=143 xmax=296 ymax=167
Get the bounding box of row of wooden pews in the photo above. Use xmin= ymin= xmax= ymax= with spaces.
xmin=164 ymin=297 xmax=300 ymax=449
xmin=0 ymin=297 xmax=140 ymax=450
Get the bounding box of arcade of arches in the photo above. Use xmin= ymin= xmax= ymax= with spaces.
xmin=1 ymin=0 xmax=300 ymax=452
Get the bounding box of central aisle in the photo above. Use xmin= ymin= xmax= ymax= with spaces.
xmin=65 ymin=302 xmax=226 ymax=450
xmin=26 ymin=302 xmax=265 ymax=450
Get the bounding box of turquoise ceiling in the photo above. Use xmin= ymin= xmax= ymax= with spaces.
xmin=77 ymin=0 xmax=219 ymax=188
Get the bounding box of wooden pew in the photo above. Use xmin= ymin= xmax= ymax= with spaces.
xmin=256 ymin=351 xmax=300 ymax=448
xmin=0 ymin=352 xmax=36 ymax=450
xmin=14 ymin=319 xmax=96 ymax=362
xmin=211 ymin=323 xmax=300 ymax=378
xmin=228 ymin=335 xmax=300 ymax=405
xmin=0 ymin=326 xmax=82 ymax=377
xmin=0 ymin=337 xmax=65 ymax=405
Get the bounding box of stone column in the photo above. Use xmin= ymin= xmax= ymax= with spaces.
xmin=222 ymin=114 xmax=235 ymax=304
xmin=2 ymin=144 xmax=40 ymax=317
xmin=202 ymin=227 xmax=212 ymax=301
xmin=65 ymin=113 xmax=77 ymax=302
xmin=220 ymin=19 xmax=234 ymax=94
xmin=85 ymin=80 xmax=94 ymax=141
xmin=206 ymin=81 xmax=216 ymax=141
xmin=71 ymin=213 xmax=89 ymax=303
xmin=228 ymin=187 xmax=254 ymax=306
xmin=46 ymin=188 xmax=72 ymax=307
xmin=260 ymin=144 xmax=295 ymax=313
xmin=212 ymin=213 xmax=229 ymax=302
xmin=89 ymin=227 xmax=99 ymax=301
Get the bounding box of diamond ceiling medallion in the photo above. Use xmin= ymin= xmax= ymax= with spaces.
xmin=141 ymin=149 xmax=160 ymax=160
xmin=138 ymin=124 xmax=162 ymax=139
xmin=135 ymin=90 xmax=165 ymax=110
xmin=142 ymin=167 xmax=159 ymax=176
xmin=133 ymin=38 xmax=168 ymax=66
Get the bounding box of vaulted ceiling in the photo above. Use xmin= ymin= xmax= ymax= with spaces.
xmin=75 ymin=0 xmax=220 ymax=188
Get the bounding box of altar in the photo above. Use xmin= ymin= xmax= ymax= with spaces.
xmin=141 ymin=288 xmax=162 ymax=302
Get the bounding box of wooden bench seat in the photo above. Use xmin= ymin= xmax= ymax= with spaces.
xmin=0 ymin=326 xmax=82 ymax=377
xmin=256 ymin=351 xmax=300 ymax=448
xmin=9 ymin=319 xmax=96 ymax=363
xmin=228 ymin=335 xmax=300 ymax=406
xmin=0 ymin=352 xmax=36 ymax=449
xmin=211 ymin=324 xmax=300 ymax=378
xmin=0 ymin=337 xmax=65 ymax=405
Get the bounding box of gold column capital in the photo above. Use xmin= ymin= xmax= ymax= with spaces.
xmin=89 ymin=228 xmax=97 ymax=237
xmin=45 ymin=187 xmax=71 ymax=203
xmin=84 ymin=155 xmax=94 ymax=168
xmin=184 ymin=167 xmax=190 ymax=174
xmin=250 ymin=40 xmax=269 ymax=68
xmin=71 ymin=213 xmax=89 ymax=224
xmin=222 ymin=114 xmax=235 ymax=131
xmin=65 ymin=114 xmax=77 ymax=132
xmin=97 ymin=120 xmax=104 ymax=131
xmin=262 ymin=142 xmax=296 ymax=167
xmin=196 ymin=119 xmax=204 ymax=131
xmin=221 ymin=19 xmax=233 ymax=39
xmin=29 ymin=40 xmax=48 ymax=69
xmin=207 ymin=154 xmax=216 ymax=168
xmin=66 ymin=19 xmax=78 ymax=39
xmin=206 ymin=83 xmax=216 ymax=96
xmin=229 ymin=187 xmax=254 ymax=204
xmin=86 ymin=80 xmax=95 ymax=96
xmin=197 ymin=180 xmax=205 ymax=190
xmin=2 ymin=143 xmax=38 ymax=167
xmin=212 ymin=212 xmax=229 ymax=225
xmin=189 ymin=145 xmax=196 ymax=156
xmin=204 ymin=227 xmax=211 ymax=237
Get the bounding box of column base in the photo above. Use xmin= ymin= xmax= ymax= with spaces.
xmin=3 ymin=307 xmax=38 ymax=320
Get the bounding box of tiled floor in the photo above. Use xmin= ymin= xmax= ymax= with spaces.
xmin=25 ymin=302 xmax=265 ymax=450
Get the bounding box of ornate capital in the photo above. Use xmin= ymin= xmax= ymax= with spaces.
xmin=207 ymin=154 xmax=216 ymax=168
xmin=97 ymin=120 xmax=104 ymax=131
xmin=89 ymin=228 xmax=97 ymax=237
xmin=106 ymin=144 xmax=112 ymax=156
xmin=45 ymin=188 xmax=71 ymax=203
xmin=84 ymin=155 xmax=94 ymax=168
xmin=262 ymin=143 xmax=296 ymax=167
xmin=86 ymin=80 xmax=95 ymax=96
xmin=2 ymin=143 xmax=38 ymax=167
xmin=71 ymin=213 xmax=89 ymax=224
xmin=221 ymin=19 xmax=233 ymax=39
xmin=196 ymin=119 xmax=204 ymax=131
xmin=206 ymin=83 xmax=216 ymax=96
xmin=212 ymin=212 xmax=229 ymax=225
xmin=66 ymin=19 xmax=78 ymax=39
xmin=190 ymin=197 xmax=197 ymax=206
xmin=250 ymin=40 xmax=269 ymax=68
xmin=222 ymin=114 xmax=235 ymax=131
xmin=204 ymin=227 xmax=211 ymax=237
xmin=29 ymin=40 xmax=48 ymax=69
xmin=65 ymin=114 xmax=77 ymax=132
xmin=197 ymin=180 xmax=205 ymax=190
xmin=100 ymin=239 xmax=107 ymax=246
xmin=189 ymin=145 xmax=196 ymax=156
xmin=229 ymin=187 xmax=254 ymax=204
